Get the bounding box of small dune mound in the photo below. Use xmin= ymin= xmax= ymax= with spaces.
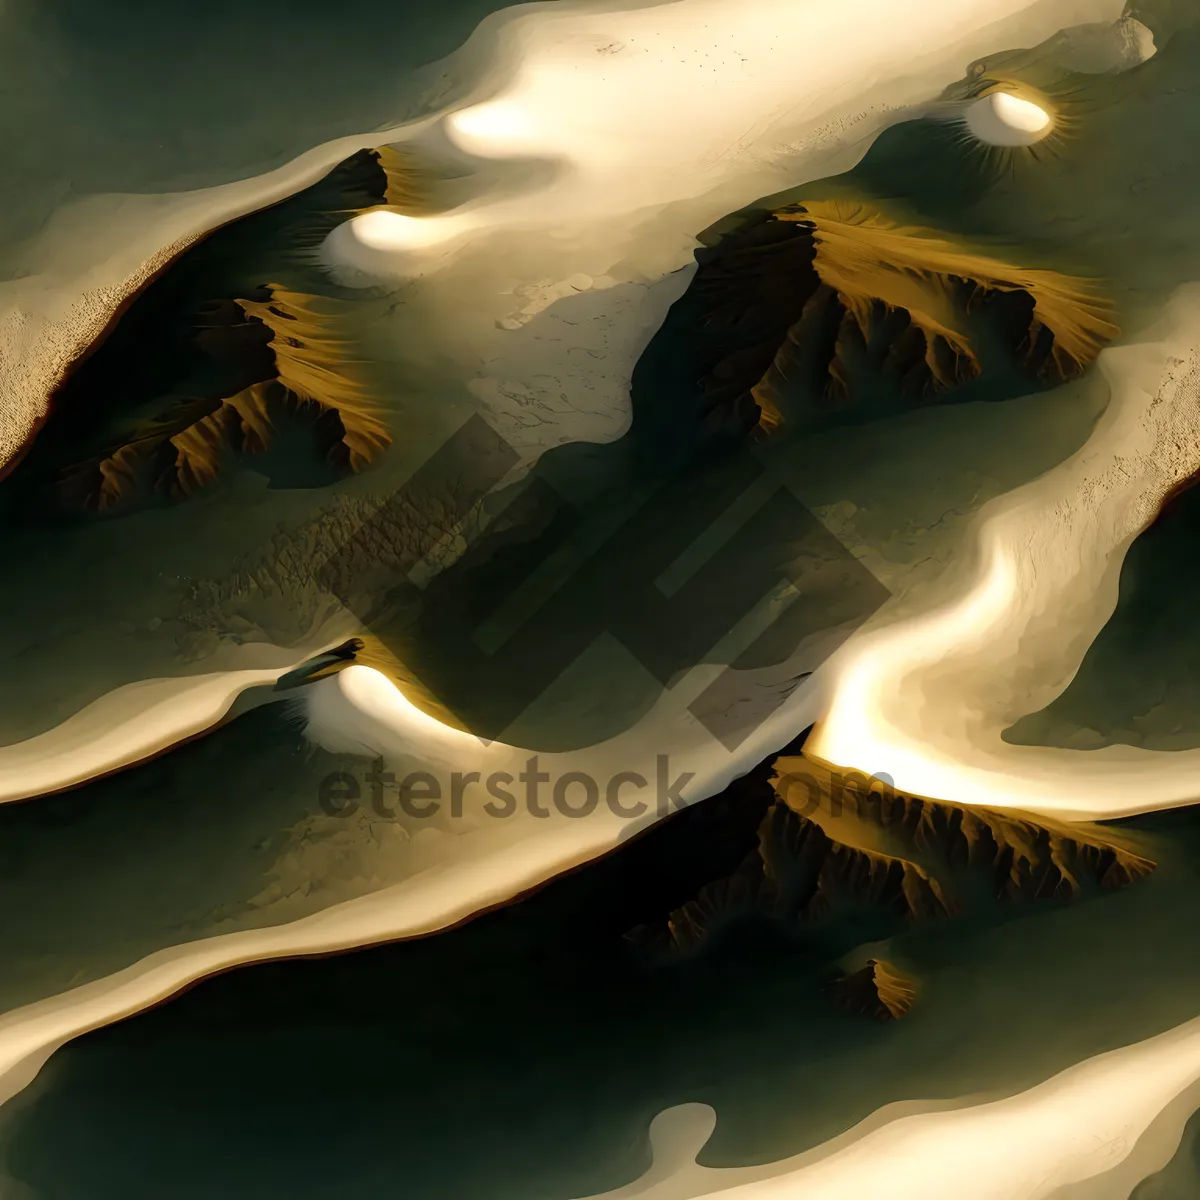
xmin=829 ymin=959 xmax=917 ymax=1021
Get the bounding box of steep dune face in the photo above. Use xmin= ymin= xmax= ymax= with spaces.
xmin=634 ymin=197 xmax=1117 ymax=447
xmin=776 ymin=756 xmax=1156 ymax=900
xmin=637 ymin=801 xmax=952 ymax=959
xmin=4 ymin=147 xmax=413 ymax=516
xmin=58 ymin=285 xmax=393 ymax=509
xmin=783 ymin=201 xmax=1117 ymax=392
xmin=630 ymin=214 xmax=816 ymax=444
xmin=629 ymin=753 xmax=1155 ymax=988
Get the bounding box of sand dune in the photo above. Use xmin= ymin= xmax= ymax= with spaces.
xmin=811 ymin=284 xmax=1200 ymax=820
xmin=576 ymin=1016 xmax=1200 ymax=1198
xmin=0 ymin=1 xmax=1165 ymax=1173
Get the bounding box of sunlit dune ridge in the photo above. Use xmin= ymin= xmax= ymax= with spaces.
xmin=777 ymin=198 xmax=1117 ymax=389
xmin=811 ymin=284 xmax=1200 ymax=820
xmin=0 ymin=659 xmax=823 ymax=1112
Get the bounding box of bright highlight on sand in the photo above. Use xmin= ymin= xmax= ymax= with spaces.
xmin=965 ymin=91 xmax=1053 ymax=146
xmin=340 ymin=210 xmax=467 ymax=251
xmin=318 ymin=0 xmax=1123 ymax=283
xmin=810 ymin=287 xmax=1200 ymax=821
xmin=321 ymin=208 xmax=477 ymax=279
xmin=446 ymin=100 xmax=537 ymax=152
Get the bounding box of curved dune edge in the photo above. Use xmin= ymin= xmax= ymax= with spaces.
xmin=0 ymin=831 xmax=602 ymax=1107
xmin=0 ymin=812 xmax=629 ymax=1107
xmin=0 ymin=123 xmax=446 ymax=475
xmin=0 ymin=660 xmax=824 ymax=1110
xmin=574 ymin=1018 xmax=1200 ymax=1198
xmin=0 ymin=231 xmax=204 ymax=484
xmin=0 ymin=643 xmax=337 ymax=805
xmin=812 ymin=283 xmax=1200 ymax=820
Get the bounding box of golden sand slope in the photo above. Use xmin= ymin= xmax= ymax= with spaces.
xmin=777 ymin=199 xmax=1118 ymax=393
xmin=64 ymin=285 xmax=392 ymax=509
